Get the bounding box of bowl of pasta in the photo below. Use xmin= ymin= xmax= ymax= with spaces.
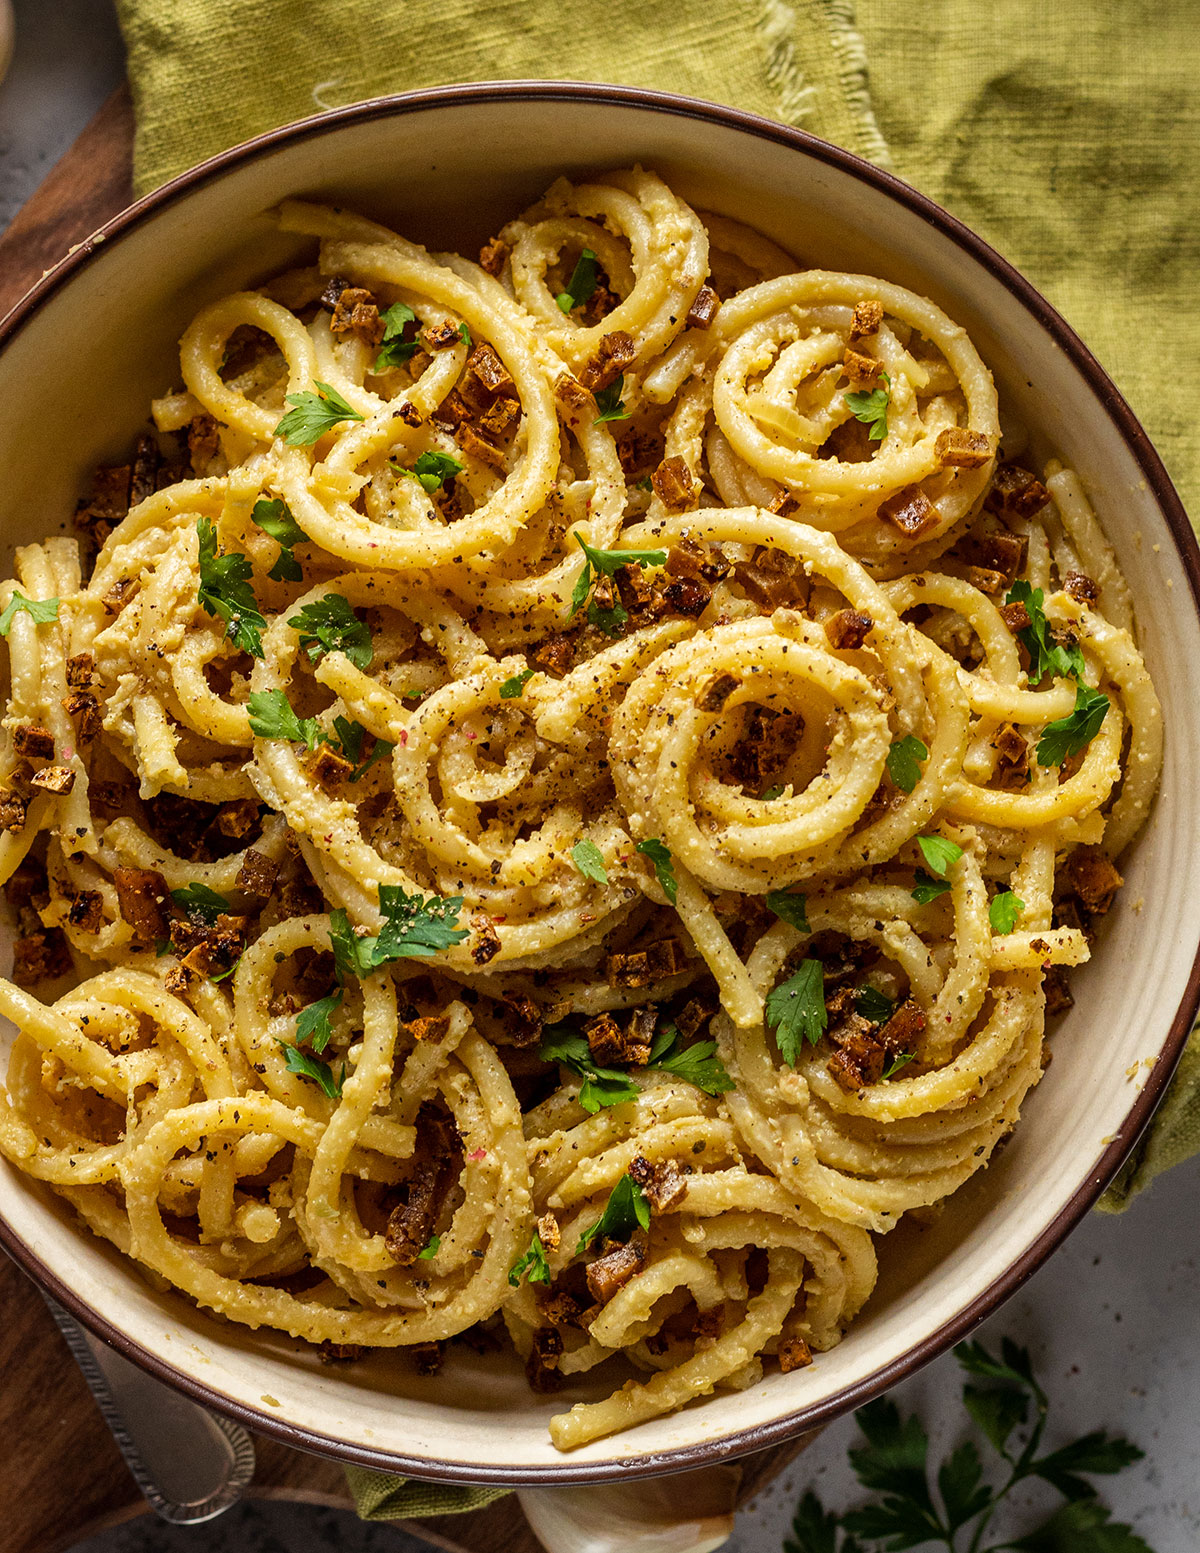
xmin=0 ymin=82 xmax=1195 ymax=1486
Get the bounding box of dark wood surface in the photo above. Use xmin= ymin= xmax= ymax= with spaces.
xmin=0 ymin=90 xmax=811 ymax=1553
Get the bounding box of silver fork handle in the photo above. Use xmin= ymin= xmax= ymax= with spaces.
xmin=44 ymin=1294 xmax=256 ymax=1524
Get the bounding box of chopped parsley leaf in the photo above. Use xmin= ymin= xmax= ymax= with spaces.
xmin=247 ymin=688 xmax=325 ymax=750
xmin=843 ymin=370 xmax=890 ymax=441
xmin=196 ymin=517 xmax=267 ymax=658
xmin=912 ymin=868 xmax=951 ymax=904
xmin=593 ymin=374 xmax=630 ymax=423
xmin=0 ymin=591 xmax=58 ymax=636
xmin=499 ymin=667 xmax=535 ymax=698
xmin=646 ymin=1024 xmax=734 ymax=1096
xmin=416 ymin=1234 xmax=441 ymax=1260
xmin=287 ymin=593 xmax=373 ymax=670
xmin=508 ymin=1231 xmax=551 ymax=1286
xmin=328 ymin=888 xmax=469 ymax=982
xmin=279 ymin=1040 xmax=344 ymax=1099
xmin=556 ymin=248 xmax=599 ymax=313
xmin=296 ymin=989 xmax=342 ymax=1054
xmin=274 ymin=381 xmax=364 ymax=446
xmin=856 ymin=984 xmax=896 ymax=1024
xmin=887 ymin=735 xmax=929 ymax=794
xmin=1036 ymin=684 xmax=1110 ymax=767
xmin=882 ymin=1052 xmax=916 ymax=1080
xmin=540 ymin=1025 xmax=640 ymax=1114
xmin=373 ymin=302 xmax=419 ymax=372
xmin=394 ymin=450 xmax=464 ymax=494
xmin=250 ymin=497 xmax=309 ymax=583
xmin=568 ymin=534 xmax=666 ymax=624
xmin=571 ymin=838 xmax=608 ymax=885
xmin=917 ymin=834 xmax=964 ymax=877
xmin=169 ymin=883 xmax=232 ymax=923
xmin=989 ymin=890 xmax=1026 ymax=935
xmin=1005 ymin=580 xmax=1086 ymax=685
xmin=765 ymin=959 xmax=827 ymax=1065
xmin=766 ymin=889 xmax=810 ymax=933
xmin=577 ymin=1173 xmax=650 ymax=1253
xmin=635 ymin=838 xmax=677 ymax=904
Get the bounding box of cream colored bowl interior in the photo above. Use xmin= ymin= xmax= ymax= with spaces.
xmin=1 ymin=90 xmax=1197 ymax=1482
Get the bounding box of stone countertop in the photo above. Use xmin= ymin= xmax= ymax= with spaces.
xmin=2 ymin=5 xmax=1197 ymax=1551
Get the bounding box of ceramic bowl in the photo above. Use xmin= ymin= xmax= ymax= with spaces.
xmin=0 ymin=83 xmax=1197 ymax=1485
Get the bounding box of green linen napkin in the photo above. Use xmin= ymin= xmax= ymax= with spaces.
xmin=110 ymin=0 xmax=1200 ymax=1514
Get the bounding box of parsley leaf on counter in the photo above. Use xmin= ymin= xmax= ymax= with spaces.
xmin=635 ymin=838 xmax=677 ymax=904
xmin=279 ymin=1040 xmax=344 ymax=1099
xmin=571 ymin=838 xmax=609 ymax=885
xmin=789 ymin=1337 xmax=1150 ymax=1553
xmin=274 ymin=381 xmax=364 ymax=446
xmin=247 ymin=688 xmax=325 ymax=750
xmin=169 ymin=883 xmax=232 ymax=923
xmin=593 ymin=374 xmax=630 ymax=423
xmin=1005 ymin=580 xmax=1087 ymax=685
xmin=765 ymin=959 xmax=827 ymax=1065
xmin=886 ymin=735 xmax=929 ymax=794
xmin=508 ymin=1231 xmax=552 ymax=1287
xmin=296 ymin=989 xmax=342 ymax=1054
xmin=250 ymin=497 xmax=309 ymax=583
xmin=1036 ymin=684 xmax=1110 ymax=768
xmin=989 ymin=891 xmax=1026 ymax=935
xmin=0 ymin=591 xmax=58 ymax=636
xmin=843 ymin=369 xmax=890 ymax=442
xmin=766 ymin=889 xmax=810 ymax=933
xmin=197 ymin=517 xmax=267 ymax=658
xmin=373 ymin=302 xmax=419 ymax=371
xmin=499 ymin=668 xmax=535 ymax=698
xmin=287 ymin=593 xmax=373 ymax=670
xmin=556 ymin=248 xmax=599 ymax=313
xmin=577 ymin=1172 xmax=651 ymax=1253
xmin=541 ymin=1025 xmax=640 ymax=1114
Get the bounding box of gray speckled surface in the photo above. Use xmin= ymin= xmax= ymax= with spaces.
xmin=1 ymin=8 xmax=1197 ymax=1551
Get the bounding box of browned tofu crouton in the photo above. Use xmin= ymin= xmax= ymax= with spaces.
xmin=457 ymin=421 xmax=507 ymax=474
xmin=397 ymin=1015 xmax=451 ymax=1044
xmin=215 ymin=798 xmax=260 ymax=840
xmin=1064 ymin=570 xmax=1099 ymax=603
xmin=29 ymin=765 xmax=75 ymax=795
xmin=955 ymin=526 xmax=1029 ymax=586
xmin=665 ymin=539 xmax=731 ymax=583
xmin=470 ymin=913 xmax=502 ymax=966
xmin=12 ymin=929 xmax=72 ymax=986
xmin=585 ymin=1236 xmax=646 ymax=1304
xmin=628 ymin=1153 xmax=688 ymax=1212
xmin=843 ymin=347 xmax=883 ymax=386
xmin=421 ymin=320 xmax=462 ymax=351
xmin=824 ymin=609 xmax=874 ymax=650
xmin=67 ymin=891 xmax=104 ymax=933
xmin=660 ymin=576 xmax=710 ymax=618
xmin=877 ymin=485 xmax=938 ymax=539
xmin=526 ymin=1327 xmax=564 ymax=1392
xmin=13 ymin=725 xmax=54 ymax=760
xmin=935 ymin=427 xmax=993 ymax=468
xmin=876 ymin=998 xmax=927 ymax=1054
xmin=849 ymin=300 xmax=884 ymax=341
xmin=65 ymin=652 xmax=94 ymax=689
xmin=61 ymin=690 xmax=101 ymax=743
xmin=1063 ymin=845 xmax=1123 ymax=915
xmin=554 ymin=374 xmax=592 ymax=416
xmin=579 ymin=330 xmax=636 ymax=394
xmin=605 ymin=938 xmax=688 ymax=988
xmin=0 ymin=791 xmax=27 ymax=833
xmin=478 ymin=236 xmax=511 ymax=276
xmin=307 ymin=746 xmax=354 ymax=793
xmin=75 ymin=463 xmax=132 ymax=546
xmin=531 ymin=633 xmax=577 ymax=678
xmin=778 ymin=1334 xmax=814 ymax=1372
xmin=235 ymin=847 xmax=278 ymax=897
xmin=113 ymin=867 xmax=171 ymax=943
xmin=985 ymin=464 xmax=1049 ymax=519
xmin=685 ymin=285 xmax=720 ymax=330
xmin=999 ymin=599 xmax=1032 ymax=634
xmin=330 ymin=287 xmax=384 ymax=346
xmin=585 ymin=1010 xmax=651 ymax=1067
xmin=651 ymin=455 xmax=697 ymax=514
xmin=466 ymin=341 xmax=516 ymax=400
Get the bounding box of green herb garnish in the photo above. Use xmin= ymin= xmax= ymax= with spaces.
xmin=989 ymin=891 xmax=1025 ymax=935
xmin=568 ymin=534 xmax=667 ymax=630
xmin=577 ymin=1173 xmax=650 ymax=1253
xmin=251 ymin=498 xmax=309 ymax=583
xmin=416 ymin=1234 xmax=441 ymax=1260
xmin=1005 ymin=580 xmax=1087 ymax=686
xmin=571 ymin=838 xmax=609 ymax=885
xmin=766 ymin=890 xmax=810 ymax=933
xmin=765 ymin=959 xmax=827 ymax=1065
xmin=327 ymin=888 xmax=469 ymax=982
xmin=556 ymin=248 xmax=598 ymax=313
xmin=856 ymin=985 xmax=896 ymax=1024
xmin=917 ymin=835 xmax=964 ymax=877
xmin=912 ymin=870 xmax=951 ymax=905
xmin=169 ymin=883 xmax=232 ymax=923
xmin=373 ymin=302 xmax=419 ymax=372
xmin=508 ymin=1231 xmax=551 ymax=1286
xmin=247 ymin=688 xmax=325 ymax=750
xmin=279 ymin=1040 xmax=344 ymax=1099
xmin=499 ymin=668 xmax=535 ymax=699
xmin=635 ymin=838 xmax=677 ymax=904
xmin=395 ymin=450 xmax=464 ymax=493
xmin=887 ymin=735 xmax=929 ymax=795
xmin=843 ymin=370 xmax=890 ymax=442
xmin=645 ymin=1024 xmax=734 ymax=1096
xmin=593 ymin=374 xmax=630 ymax=424
xmin=274 ymin=381 xmax=364 ymax=446
xmin=197 ymin=517 xmax=267 ymax=658
xmin=540 ymin=1025 xmax=640 ymax=1115
xmin=1036 ymin=684 xmax=1110 ymax=768
xmin=287 ymin=593 xmax=373 ymax=670
xmin=296 ymin=989 xmax=342 ymax=1054
xmin=881 ymin=1052 xmax=916 ymax=1080
xmin=0 ymin=591 xmax=58 ymax=636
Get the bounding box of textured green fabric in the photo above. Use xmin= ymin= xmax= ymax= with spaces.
xmin=343 ymin=1464 xmax=509 ymax=1518
xmin=111 ymin=0 xmax=1200 ymax=1517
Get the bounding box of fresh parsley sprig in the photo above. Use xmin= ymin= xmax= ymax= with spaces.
xmin=912 ymin=835 xmax=965 ymax=903
xmin=327 ymin=886 xmax=469 ymax=983
xmin=765 ymin=959 xmax=827 ymax=1064
xmin=279 ymin=1041 xmax=344 ymax=1099
xmin=767 ymin=889 xmax=810 ymax=933
xmin=843 ymin=370 xmax=890 ymax=442
xmin=646 ymin=1023 xmax=734 ymax=1096
xmin=247 ymin=688 xmax=325 ymax=749
xmin=856 ymin=985 xmax=896 ymax=1024
xmin=571 ymin=838 xmax=609 ymax=885
xmin=251 ymin=498 xmax=309 ymax=583
xmin=197 ymin=518 xmax=267 ymax=658
xmin=568 ymin=533 xmax=667 ymax=634
xmin=394 ymin=450 xmax=464 ymax=493
xmin=374 ymin=302 xmax=419 ymax=372
xmin=540 ymin=1025 xmax=640 ymax=1114
xmin=0 ymin=591 xmax=59 ymax=636
xmin=1036 ymin=684 xmax=1110 ymax=768
xmin=593 ymin=374 xmax=630 ymax=423
xmin=274 ymin=381 xmax=365 ymax=446
xmin=556 ymin=249 xmax=599 ymax=313
xmin=170 ymin=883 xmax=233 ymax=923
xmin=295 ymin=989 xmax=343 ymax=1053
xmin=287 ymin=593 xmax=373 ymax=670
xmin=1005 ymin=581 xmax=1086 ymax=686
xmin=887 ymin=736 xmax=929 ymax=795
xmin=786 ymin=1337 xmax=1149 ymax=1553
xmin=577 ymin=1172 xmax=650 ymax=1253
xmin=508 ymin=1231 xmax=552 ymax=1287
xmin=635 ymin=838 xmax=678 ymax=904
xmin=989 ymin=891 xmax=1025 ymax=935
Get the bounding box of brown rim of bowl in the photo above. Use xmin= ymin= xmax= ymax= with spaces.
xmin=0 ymin=80 xmax=1197 ymax=1486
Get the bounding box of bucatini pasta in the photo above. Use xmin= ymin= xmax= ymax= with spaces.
xmin=0 ymin=167 xmax=1161 ymax=1450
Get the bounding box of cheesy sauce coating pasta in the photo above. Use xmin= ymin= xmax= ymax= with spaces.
xmin=0 ymin=168 xmax=1161 ymax=1450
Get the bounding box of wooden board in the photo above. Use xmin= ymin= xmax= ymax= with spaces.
xmin=0 ymin=90 xmax=811 ymax=1553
